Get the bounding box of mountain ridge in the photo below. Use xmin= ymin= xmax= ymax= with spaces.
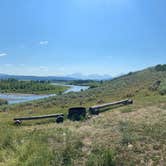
xmin=0 ymin=73 xmax=113 ymax=81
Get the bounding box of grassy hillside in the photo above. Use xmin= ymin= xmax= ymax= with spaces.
xmin=0 ymin=65 xmax=166 ymax=165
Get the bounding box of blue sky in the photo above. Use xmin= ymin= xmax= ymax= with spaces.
xmin=0 ymin=0 xmax=166 ymax=76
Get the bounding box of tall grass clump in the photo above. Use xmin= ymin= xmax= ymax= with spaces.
xmin=119 ymin=121 xmax=137 ymax=145
xmin=0 ymin=127 xmax=15 ymax=150
xmin=86 ymin=147 xmax=115 ymax=166
xmin=158 ymin=80 xmax=166 ymax=95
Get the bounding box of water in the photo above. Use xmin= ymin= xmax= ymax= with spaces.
xmin=51 ymin=83 xmax=89 ymax=94
xmin=0 ymin=84 xmax=89 ymax=104
xmin=0 ymin=93 xmax=56 ymax=104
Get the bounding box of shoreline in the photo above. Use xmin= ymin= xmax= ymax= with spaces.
xmin=0 ymin=84 xmax=89 ymax=105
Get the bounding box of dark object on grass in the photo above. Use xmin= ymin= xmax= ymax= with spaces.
xmin=56 ymin=116 xmax=64 ymax=123
xmin=14 ymin=120 xmax=22 ymax=125
xmin=68 ymin=107 xmax=86 ymax=121
xmin=88 ymin=108 xmax=99 ymax=115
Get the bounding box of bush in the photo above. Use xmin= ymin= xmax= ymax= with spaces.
xmin=149 ymin=80 xmax=161 ymax=91
xmin=158 ymin=80 xmax=166 ymax=95
xmin=155 ymin=64 xmax=166 ymax=71
xmin=0 ymin=98 xmax=8 ymax=105
xmin=86 ymin=148 xmax=115 ymax=166
xmin=119 ymin=121 xmax=137 ymax=145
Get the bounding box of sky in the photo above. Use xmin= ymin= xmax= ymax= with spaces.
xmin=0 ymin=0 xmax=166 ymax=76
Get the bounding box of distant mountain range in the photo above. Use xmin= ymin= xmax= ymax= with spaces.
xmin=0 ymin=73 xmax=76 ymax=81
xmin=67 ymin=73 xmax=112 ymax=80
xmin=0 ymin=73 xmax=113 ymax=81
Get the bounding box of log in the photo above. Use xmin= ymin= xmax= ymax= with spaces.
xmin=89 ymin=99 xmax=133 ymax=111
xmin=14 ymin=113 xmax=64 ymax=121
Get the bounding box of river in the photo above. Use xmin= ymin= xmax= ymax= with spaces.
xmin=0 ymin=84 xmax=89 ymax=105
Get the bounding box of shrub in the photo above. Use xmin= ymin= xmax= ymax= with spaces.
xmin=86 ymin=148 xmax=115 ymax=166
xmin=158 ymin=80 xmax=166 ymax=95
xmin=119 ymin=121 xmax=137 ymax=145
xmin=155 ymin=64 xmax=166 ymax=71
xmin=0 ymin=98 xmax=8 ymax=105
xmin=149 ymin=80 xmax=161 ymax=91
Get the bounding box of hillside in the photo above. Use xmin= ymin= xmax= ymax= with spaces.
xmin=7 ymin=65 xmax=166 ymax=110
xmin=0 ymin=73 xmax=112 ymax=81
xmin=0 ymin=65 xmax=166 ymax=165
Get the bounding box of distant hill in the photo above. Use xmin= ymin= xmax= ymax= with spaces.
xmin=0 ymin=73 xmax=113 ymax=81
xmin=83 ymin=64 xmax=166 ymax=101
xmin=67 ymin=73 xmax=112 ymax=80
xmin=16 ymin=64 xmax=166 ymax=107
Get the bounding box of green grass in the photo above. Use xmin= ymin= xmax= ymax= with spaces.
xmin=158 ymin=79 xmax=166 ymax=95
xmin=120 ymin=106 xmax=134 ymax=113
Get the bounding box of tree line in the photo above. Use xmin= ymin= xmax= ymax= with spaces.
xmin=0 ymin=79 xmax=67 ymax=94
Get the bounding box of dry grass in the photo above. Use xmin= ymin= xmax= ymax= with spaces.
xmin=4 ymin=102 xmax=165 ymax=165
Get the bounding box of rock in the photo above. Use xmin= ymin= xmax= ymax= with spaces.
xmin=128 ymin=144 xmax=133 ymax=150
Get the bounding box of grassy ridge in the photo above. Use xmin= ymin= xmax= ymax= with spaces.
xmin=0 ymin=65 xmax=166 ymax=165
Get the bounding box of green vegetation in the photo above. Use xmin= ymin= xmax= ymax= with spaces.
xmin=0 ymin=79 xmax=69 ymax=94
xmin=0 ymin=65 xmax=166 ymax=165
xmin=155 ymin=64 xmax=166 ymax=71
xmin=0 ymin=98 xmax=8 ymax=105
xmin=158 ymin=80 xmax=166 ymax=95
xmin=120 ymin=106 xmax=134 ymax=113
xmin=86 ymin=148 xmax=115 ymax=166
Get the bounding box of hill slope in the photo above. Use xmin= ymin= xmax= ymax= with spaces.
xmin=14 ymin=65 xmax=165 ymax=110
xmin=0 ymin=65 xmax=166 ymax=165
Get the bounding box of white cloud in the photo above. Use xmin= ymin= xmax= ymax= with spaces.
xmin=19 ymin=64 xmax=25 ymax=66
xmin=0 ymin=52 xmax=7 ymax=57
xmin=39 ymin=41 xmax=48 ymax=46
xmin=4 ymin=64 xmax=12 ymax=67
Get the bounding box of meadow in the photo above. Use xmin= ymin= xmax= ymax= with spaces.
xmin=0 ymin=65 xmax=166 ymax=166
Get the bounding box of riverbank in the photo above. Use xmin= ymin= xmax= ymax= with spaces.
xmin=0 ymin=79 xmax=69 ymax=95
xmin=0 ymin=84 xmax=89 ymax=105
xmin=0 ymin=93 xmax=56 ymax=105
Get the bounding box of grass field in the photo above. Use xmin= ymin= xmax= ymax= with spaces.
xmin=0 ymin=65 xmax=166 ymax=165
